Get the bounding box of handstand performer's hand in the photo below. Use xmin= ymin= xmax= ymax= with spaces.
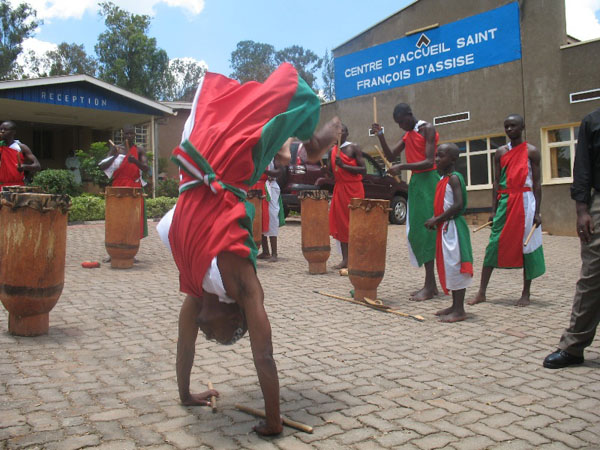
xmin=180 ymin=389 xmax=219 ymax=406
xmin=253 ymin=418 xmax=283 ymax=436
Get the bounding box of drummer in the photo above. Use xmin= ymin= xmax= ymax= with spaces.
xmin=99 ymin=125 xmax=149 ymax=261
xmin=0 ymin=121 xmax=40 ymax=187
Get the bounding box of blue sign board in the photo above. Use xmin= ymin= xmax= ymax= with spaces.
xmin=0 ymin=81 xmax=161 ymax=115
xmin=334 ymin=2 xmax=522 ymax=100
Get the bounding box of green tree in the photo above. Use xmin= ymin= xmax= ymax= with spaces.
xmin=229 ymin=40 xmax=276 ymax=83
xmin=45 ymin=42 xmax=97 ymax=76
xmin=95 ymin=1 xmax=171 ymax=99
xmin=166 ymin=58 xmax=206 ymax=101
xmin=0 ymin=0 xmax=39 ymax=79
xmin=321 ymin=49 xmax=335 ymax=102
xmin=275 ymin=45 xmax=322 ymax=91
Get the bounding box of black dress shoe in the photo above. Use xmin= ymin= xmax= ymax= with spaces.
xmin=543 ymin=350 xmax=584 ymax=369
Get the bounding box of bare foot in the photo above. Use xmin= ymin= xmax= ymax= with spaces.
xmin=435 ymin=306 xmax=454 ymax=316
xmin=467 ymin=293 xmax=486 ymax=305
xmin=268 ymin=255 xmax=278 ymax=262
xmin=411 ymin=288 xmax=439 ymax=297
xmin=439 ymin=311 xmax=467 ymax=323
xmin=253 ymin=419 xmax=283 ymax=436
xmin=410 ymin=286 xmax=436 ymax=301
xmin=180 ymin=389 xmax=219 ymax=406
xmin=257 ymin=253 xmax=271 ymax=260
xmin=515 ymin=294 xmax=531 ymax=307
xmin=333 ymin=261 xmax=347 ymax=270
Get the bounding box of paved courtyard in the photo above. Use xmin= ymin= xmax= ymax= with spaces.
xmin=1 ymin=217 xmax=599 ymax=449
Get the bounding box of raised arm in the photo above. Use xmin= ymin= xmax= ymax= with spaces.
xmin=371 ymin=123 xmax=405 ymax=161
xmin=98 ymin=143 xmax=120 ymax=170
xmin=303 ymin=117 xmax=342 ymax=163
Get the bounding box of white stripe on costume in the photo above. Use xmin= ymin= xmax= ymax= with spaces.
xmin=440 ymin=182 xmax=472 ymax=291
xmin=405 ymin=204 xmax=419 ymax=268
xmin=264 ymin=180 xmax=280 ymax=237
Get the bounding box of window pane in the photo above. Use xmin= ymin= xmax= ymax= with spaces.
xmin=454 ymin=141 xmax=467 ymax=154
xmin=548 ymin=128 xmax=570 ymax=143
xmin=364 ymin=157 xmax=380 ymax=176
xmin=574 ymin=126 xmax=579 ymax=140
xmin=470 ymin=139 xmax=487 ymax=152
xmin=470 ymin=154 xmax=489 ymax=185
xmin=456 ymin=155 xmax=468 ymax=182
xmin=489 ymin=136 xmax=506 ymax=149
xmin=550 ymin=146 xmax=572 ymax=178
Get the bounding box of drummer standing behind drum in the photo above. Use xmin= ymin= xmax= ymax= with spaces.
xmin=99 ymin=125 xmax=149 ymax=258
xmin=371 ymin=103 xmax=440 ymax=301
xmin=328 ymin=124 xmax=366 ymax=269
xmin=0 ymin=121 xmax=41 ymax=187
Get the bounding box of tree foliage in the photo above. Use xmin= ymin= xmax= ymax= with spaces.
xmin=0 ymin=0 xmax=39 ymax=79
xmin=230 ymin=40 xmax=276 ymax=84
xmin=46 ymin=42 xmax=97 ymax=76
xmin=95 ymin=1 xmax=171 ymax=99
xmin=275 ymin=45 xmax=322 ymax=91
xmin=321 ymin=49 xmax=335 ymax=102
xmin=165 ymin=58 xmax=206 ymax=101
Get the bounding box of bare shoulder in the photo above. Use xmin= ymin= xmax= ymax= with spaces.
xmin=495 ymin=145 xmax=508 ymax=158
xmin=527 ymin=143 xmax=541 ymax=161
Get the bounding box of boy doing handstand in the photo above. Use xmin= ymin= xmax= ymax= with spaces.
xmin=425 ymin=143 xmax=473 ymax=322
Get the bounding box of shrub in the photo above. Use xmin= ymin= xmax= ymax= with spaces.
xmin=76 ymin=142 xmax=110 ymax=187
xmin=155 ymin=178 xmax=179 ymax=198
xmin=69 ymin=194 xmax=105 ymax=222
xmin=145 ymin=196 xmax=177 ymax=219
xmin=32 ymin=169 xmax=81 ymax=196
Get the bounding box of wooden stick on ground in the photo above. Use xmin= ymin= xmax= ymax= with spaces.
xmin=524 ymin=223 xmax=539 ymax=247
xmin=314 ymin=290 xmax=425 ymax=322
xmin=235 ymin=404 xmax=313 ymax=434
xmin=473 ymin=221 xmax=493 ymax=233
xmin=207 ymin=381 xmax=217 ymax=413
xmin=373 ymin=145 xmax=402 ymax=183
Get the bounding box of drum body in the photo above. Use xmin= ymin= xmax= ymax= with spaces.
xmin=246 ymin=189 xmax=263 ymax=250
xmin=0 ymin=191 xmax=70 ymax=336
xmin=348 ymin=198 xmax=389 ymax=301
xmin=299 ymin=190 xmax=330 ymax=274
xmin=105 ymin=187 xmax=142 ymax=269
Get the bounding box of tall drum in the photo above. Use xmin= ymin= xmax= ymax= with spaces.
xmin=105 ymin=186 xmax=143 ymax=269
xmin=0 ymin=190 xmax=70 ymax=336
xmin=247 ymin=189 xmax=263 ymax=250
xmin=348 ymin=198 xmax=389 ymax=301
xmin=299 ymin=190 xmax=330 ymax=274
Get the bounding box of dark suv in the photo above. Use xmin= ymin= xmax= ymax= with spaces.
xmin=279 ymin=142 xmax=409 ymax=224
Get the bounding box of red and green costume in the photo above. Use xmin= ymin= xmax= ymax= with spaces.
xmin=168 ymin=63 xmax=320 ymax=298
xmin=483 ymin=142 xmax=545 ymax=279
xmin=433 ymin=172 xmax=473 ymax=294
xmin=0 ymin=143 xmax=24 ymax=187
xmin=329 ymin=143 xmax=364 ymax=243
xmin=111 ymin=145 xmax=148 ymax=239
xmin=404 ymin=121 xmax=440 ymax=267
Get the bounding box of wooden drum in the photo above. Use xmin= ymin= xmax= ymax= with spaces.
xmin=246 ymin=189 xmax=263 ymax=250
xmin=0 ymin=190 xmax=70 ymax=336
xmin=299 ymin=190 xmax=330 ymax=274
xmin=105 ymin=186 xmax=143 ymax=269
xmin=348 ymin=198 xmax=390 ymax=301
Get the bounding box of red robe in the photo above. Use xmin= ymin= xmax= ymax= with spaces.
xmin=0 ymin=145 xmax=24 ymax=187
xmin=251 ymin=173 xmax=270 ymax=234
xmin=329 ymin=144 xmax=364 ymax=243
xmin=111 ymin=145 xmax=147 ymax=239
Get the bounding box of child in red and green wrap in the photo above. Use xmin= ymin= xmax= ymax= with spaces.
xmin=371 ymin=103 xmax=439 ymax=301
xmin=469 ymin=114 xmax=545 ymax=307
xmin=161 ymin=63 xmax=341 ymax=436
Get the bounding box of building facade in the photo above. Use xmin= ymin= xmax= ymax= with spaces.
xmin=321 ymin=0 xmax=600 ymax=236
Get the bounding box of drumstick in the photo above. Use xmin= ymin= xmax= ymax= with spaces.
xmin=235 ymin=404 xmax=313 ymax=434
xmin=16 ymin=151 xmax=21 ymax=170
xmin=373 ymin=96 xmax=377 ymax=123
xmin=524 ymin=223 xmax=539 ymax=247
xmin=108 ymin=139 xmax=116 ymax=147
xmin=473 ymin=221 xmax=493 ymax=233
xmin=207 ymin=381 xmax=217 ymax=413
xmin=374 ymin=145 xmax=401 ymax=183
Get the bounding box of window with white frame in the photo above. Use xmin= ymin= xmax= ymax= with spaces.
xmin=112 ymin=124 xmax=149 ymax=147
xmin=541 ymin=124 xmax=579 ymax=183
xmin=442 ymin=135 xmax=506 ymax=189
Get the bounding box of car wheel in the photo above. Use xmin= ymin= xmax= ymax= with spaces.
xmin=390 ymin=195 xmax=407 ymax=224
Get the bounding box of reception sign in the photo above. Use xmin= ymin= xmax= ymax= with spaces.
xmin=334 ymin=2 xmax=522 ymax=100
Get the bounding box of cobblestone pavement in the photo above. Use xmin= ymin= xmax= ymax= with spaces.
xmin=1 ymin=217 xmax=599 ymax=450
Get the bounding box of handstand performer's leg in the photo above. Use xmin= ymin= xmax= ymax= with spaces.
xmin=177 ymin=295 xmax=219 ymax=406
xmin=468 ymin=266 xmax=493 ymax=305
xmin=217 ymin=252 xmax=283 ymax=436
